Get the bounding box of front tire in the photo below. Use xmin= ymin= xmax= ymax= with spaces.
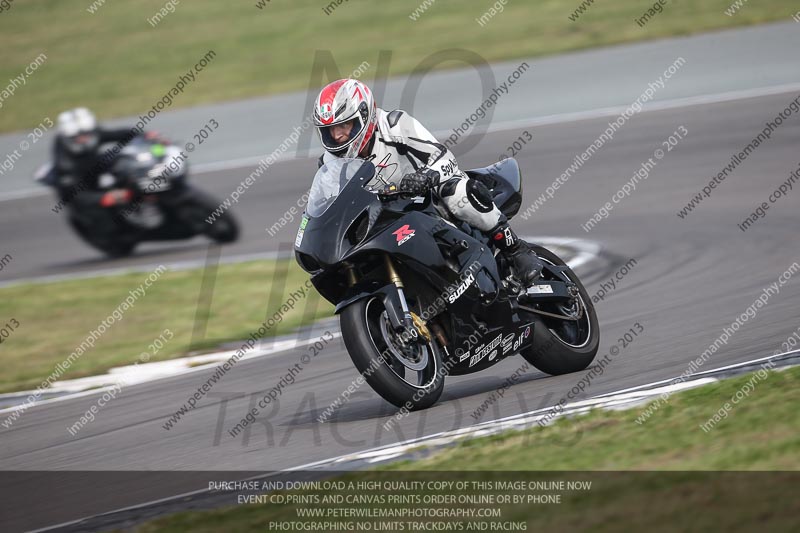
xmin=340 ymin=297 xmax=444 ymax=410
xmin=520 ymin=245 xmax=599 ymax=375
xmin=68 ymin=215 xmax=137 ymax=258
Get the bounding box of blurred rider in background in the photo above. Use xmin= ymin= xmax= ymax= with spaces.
xmin=52 ymin=107 xmax=161 ymax=209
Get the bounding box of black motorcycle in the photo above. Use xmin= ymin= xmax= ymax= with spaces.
xmin=295 ymin=157 xmax=599 ymax=410
xmin=36 ymin=136 xmax=238 ymax=257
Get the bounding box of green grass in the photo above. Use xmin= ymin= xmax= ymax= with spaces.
xmin=392 ymin=366 xmax=800 ymax=471
xmin=0 ymin=259 xmax=332 ymax=393
xmin=130 ymin=366 xmax=800 ymax=532
xmin=1 ymin=0 xmax=798 ymax=132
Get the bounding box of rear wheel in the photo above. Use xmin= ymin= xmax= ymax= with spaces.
xmin=520 ymin=245 xmax=599 ymax=375
xmin=206 ymin=210 xmax=239 ymax=243
xmin=179 ymin=190 xmax=240 ymax=243
xmin=340 ymin=297 xmax=444 ymax=410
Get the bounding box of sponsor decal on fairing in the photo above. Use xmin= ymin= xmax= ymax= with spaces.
xmin=295 ymin=215 xmax=308 ymax=247
xmin=447 ymin=272 xmax=475 ymax=303
xmin=392 ymin=224 xmax=415 ymax=246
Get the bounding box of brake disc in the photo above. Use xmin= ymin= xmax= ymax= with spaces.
xmin=379 ymin=311 xmax=429 ymax=371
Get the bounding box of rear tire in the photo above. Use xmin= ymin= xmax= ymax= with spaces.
xmin=180 ymin=190 xmax=240 ymax=244
xmin=340 ymin=297 xmax=444 ymax=410
xmin=206 ymin=210 xmax=239 ymax=243
xmin=520 ymin=245 xmax=599 ymax=375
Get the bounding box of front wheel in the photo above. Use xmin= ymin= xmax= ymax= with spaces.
xmin=68 ymin=215 xmax=137 ymax=258
xmin=520 ymin=245 xmax=599 ymax=375
xmin=340 ymin=297 xmax=444 ymax=410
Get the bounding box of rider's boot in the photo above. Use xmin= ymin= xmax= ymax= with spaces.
xmin=486 ymin=221 xmax=543 ymax=285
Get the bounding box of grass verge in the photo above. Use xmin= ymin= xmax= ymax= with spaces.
xmin=2 ymin=0 xmax=799 ymax=132
xmin=0 ymin=259 xmax=332 ymax=393
xmin=132 ymin=366 xmax=799 ymax=531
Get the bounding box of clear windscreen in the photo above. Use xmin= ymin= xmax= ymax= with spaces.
xmin=306 ymin=157 xmax=374 ymax=217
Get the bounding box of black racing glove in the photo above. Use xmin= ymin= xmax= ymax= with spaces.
xmin=398 ymin=168 xmax=439 ymax=196
xmin=379 ymin=168 xmax=440 ymax=200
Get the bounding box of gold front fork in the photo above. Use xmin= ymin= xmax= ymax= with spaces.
xmin=384 ymin=254 xmax=433 ymax=343
xmin=384 ymin=254 xmax=403 ymax=288
xmin=385 ymin=254 xmax=413 ymax=326
xmin=343 ymin=262 xmax=357 ymax=287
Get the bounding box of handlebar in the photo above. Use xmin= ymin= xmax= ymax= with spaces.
xmin=376 ymin=184 xmax=421 ymax=202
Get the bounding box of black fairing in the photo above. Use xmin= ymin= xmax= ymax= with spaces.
xmin=295 ymin=158 xmax=536 ymax=375
xmin=464 ymin=157 xmax=522 ymax=218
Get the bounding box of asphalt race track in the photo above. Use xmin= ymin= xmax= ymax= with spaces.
xmin=2 ymin=87 xmax=800 ymax=530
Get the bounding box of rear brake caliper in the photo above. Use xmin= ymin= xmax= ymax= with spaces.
xmin=567 ymin=283 xmax=579 ymax=298
xmin=503 ymin=274 xmax=525 ymax=297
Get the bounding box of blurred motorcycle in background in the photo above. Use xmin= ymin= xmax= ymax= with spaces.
xmin=35 ymin=136 xmax=239 ymax=257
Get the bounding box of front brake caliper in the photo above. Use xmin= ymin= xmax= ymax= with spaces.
xmin=410 ymin=312 xmax=432 ymax=343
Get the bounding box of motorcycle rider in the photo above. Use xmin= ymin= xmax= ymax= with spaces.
xmin=52 ymin=107 xmax=161 ymax=210
xmin=313 ymin=79 xmax=543 ymax=284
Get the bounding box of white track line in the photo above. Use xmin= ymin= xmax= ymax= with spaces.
xmin=594 ymin=348 xmax=800 ymax=397
xmin=31 ymin=349 xmax=800 ymax=533
xmin=288 ymin=351 xmax=799 ymax=470
xmin=460 ymin=81 xmax=800 ymax=137
xmin=532 ymin=236 xmax=601 ymax=270
xmin=0 ymin=332 xmax=340 ymax=418
xmin=3 ymin=81 xmax=800 ymax=204
xmin=0 ymin=249 xmax=290 ymax=289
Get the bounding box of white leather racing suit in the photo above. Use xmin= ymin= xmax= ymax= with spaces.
xmin=320 ymin=108 xmax=504 ymax=232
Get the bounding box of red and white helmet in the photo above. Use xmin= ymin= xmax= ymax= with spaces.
xmin=313 ymin=79 xmax=377 ymax=158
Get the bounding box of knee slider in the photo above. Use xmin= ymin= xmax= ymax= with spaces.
xmin=466 ymin=179 xmax=495 ymax=213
